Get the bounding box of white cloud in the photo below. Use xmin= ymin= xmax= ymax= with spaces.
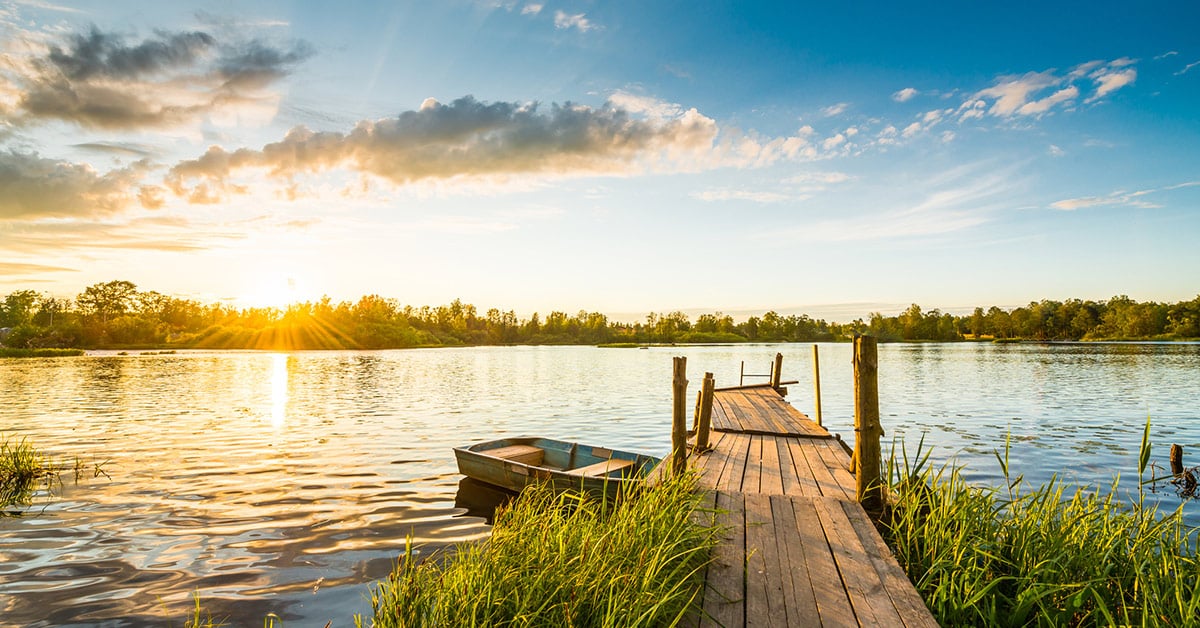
xmin=1050 ymin=181 xmax=1199 ymax=210
xmin=1154 ymin=51 xmax=1178 ymax=60
xmin=966 ymin=59 xmax=1137 ymax=119
xmin=821 ymin=133 xmax=846 ymax=150
xmin=692 ymin=189 xmax=795 ymax=203
xmin=1087 ymin=68 xmax=1136 ymax=102
xmin=1016 ymin=85 xmax=1078 ymax=115
xmin=521 ymin=3 xmax=543 ymax=15
xmin=1048 ymin=144 xmax=1065 ymax=157
xmin=901 ymin=121 xmax=921 ymax=138
xmin=554 ymin=10 xmax=595 ymax=32
xmin=1176 ymin=60 xmax=1200 ymax=76
xmin=821 ymin=102 xmax=848 ymax=117
xmin=785 ymin=171 xmax=851 ymax=185
xmin=892 ymin=87 xmax=918 ymax=102
xmin=940 ymin=130 xmax=955 ymax=143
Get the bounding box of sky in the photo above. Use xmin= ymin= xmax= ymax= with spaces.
xmin=1 ymin=0 xmax=1198 ymax=321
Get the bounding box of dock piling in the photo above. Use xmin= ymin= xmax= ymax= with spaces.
xmin=672 ymin=356 xmax=689 ymax=475
xmin=812 ymin=344 xmax=823 ymax=427
xmin=1171 ymin=444 xmax=1185 ymax=476
xmin=853 ymin=336 xmax=884 ymax=514
xmin=695 ymin=372 xmax=715 ymax=452
xmin=770 ymin=352 xmax=784 ymax=390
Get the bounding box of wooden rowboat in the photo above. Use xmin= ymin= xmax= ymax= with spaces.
xmin=453 ymin=437 xmax=660 ymax=497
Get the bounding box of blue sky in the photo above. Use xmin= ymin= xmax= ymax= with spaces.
xmin=1 ymin=0 xmax=1197 ymax=320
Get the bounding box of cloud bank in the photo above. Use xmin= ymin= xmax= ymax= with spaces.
xmin=165 ymin=94 xmax=822 ymax=203
xmin=1 ymin=25 xmax=311 ymax=130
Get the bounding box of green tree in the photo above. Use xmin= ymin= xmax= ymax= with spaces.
xmin=1 ymin=290 xmax=41 ymax=327
xmin=77 ymin=280 xmax=138 ymax=323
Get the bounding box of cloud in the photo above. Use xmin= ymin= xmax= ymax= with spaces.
xmin=553 ymin=11 xmax=596 ymax=32
xmin=0 ymin=214 xmax=241 ymax=255
xmin=821 ymin=102 xmax=848 ymax=117
xmin=785 ymin=171 xmax=850 ymax=185
xmin=0 ymin=261 xmax=78 ymax=275
xmin=1155 ymin=51 xmax=1178 ymax=60
xmin=1176 ymin=60 xmax=1200 ymax=76
xmin=165 ymin=95 xmax=827 ymax=202
xmin=1048 ymin=144 xmax=1065 ymax=157
xmin=892 ymin=87 xmax=918 ymax=102
xmin=2 ymin=24 xmax=312 ymax=130
xmin=692 ymin=188 xmax=795 ymax=203
xmin=967 ymin=59 xmax=1136 ymax=119
xmin=521 ymin=3 xmax=543 ymax=15
xmin=0 ymin=150 xmax=154 ymax=219
xmin=773 ymin=164 xmax=1016 ymax=242
xmin=1050 ymin=181 xmax=1200 ymax=211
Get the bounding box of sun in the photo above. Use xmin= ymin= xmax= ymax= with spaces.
xmin=240 ymin=272 xmax=305 ymax=309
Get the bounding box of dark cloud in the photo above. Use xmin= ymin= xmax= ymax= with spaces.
xmin=166 ymin=95 xmax=718 ymax=200
xmin=0 ymin=150 xmax=151 ymax=219
xmin=46 ymin=27 xmax=215 ymax=80
xmin=8 ymin=25 xmax=312 ymax=129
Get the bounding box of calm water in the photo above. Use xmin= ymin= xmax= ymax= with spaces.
xmin=2 ymin=343 xmax=1199 ymax=626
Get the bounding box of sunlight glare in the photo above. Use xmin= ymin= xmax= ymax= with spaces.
xmin=242 ymin=272 xmax=306 ymax=309
xmin=270 ymin=354 xmax=289 ymax=428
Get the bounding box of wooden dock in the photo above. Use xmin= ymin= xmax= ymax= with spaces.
xmin=685 ymin=384 xmax=938 ymax=627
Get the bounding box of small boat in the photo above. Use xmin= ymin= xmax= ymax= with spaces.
xmin=454 ymin=437 xmax=661 ymax=497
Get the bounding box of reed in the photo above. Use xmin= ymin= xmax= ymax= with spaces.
xmin=0 ymin=434 xmax=56 ymax=512
xmin=360 ymin=474 xmax=718 ymax=627
xmin=883 ymin=431 xmax=1200 ymax=626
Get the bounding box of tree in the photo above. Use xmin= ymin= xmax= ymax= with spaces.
xmin=77 ymin=280 xmax=138 ymax=323
xmin=1 ymin=290 xmax=40 ymax=327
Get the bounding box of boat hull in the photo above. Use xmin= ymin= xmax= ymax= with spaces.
xmin=454 ymin=436 xmax=660 ymax=498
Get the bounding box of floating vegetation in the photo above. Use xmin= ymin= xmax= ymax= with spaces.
xmin=1 ymin=434 xmax=110 ymax=515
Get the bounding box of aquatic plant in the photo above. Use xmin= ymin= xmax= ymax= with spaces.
xmin=0 ymin=434 xmax=56 ymax=513
xmin=883 ymin=430 xmax=1200 ymax=626
xmin=360 ymin=473 xmax=718 ymax=627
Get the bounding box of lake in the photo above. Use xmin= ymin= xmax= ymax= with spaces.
xmin=2 ymin=342 xmax=1199 ymax=626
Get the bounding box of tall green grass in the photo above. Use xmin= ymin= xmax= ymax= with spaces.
xmin=359 ymin=474 xmax=718 ymax=627
xmin=1 ymin=434 xmax=55 ymax=513
xmin=884 ymin=429 xmax=1200 ymax=626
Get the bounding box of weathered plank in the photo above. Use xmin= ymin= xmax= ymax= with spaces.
xmin=700 ymin=491 xmax=746 ymax=628
xmin=759 ymin=435 xmax=785 ymax=496
xmin=744 ymin=493 xmax=781 ymax=626
xmin=842 ymin=500 xmax=938 ymax=628
xmin=769 ymin=495 xmax=820 ymax=627
xmin=813 ymin=496 xmax=907 ymax=627
xmin=792 ymin=496 xmax=858 ymax=628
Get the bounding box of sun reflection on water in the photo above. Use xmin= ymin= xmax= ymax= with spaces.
xmin=271 ymin=353 xmax=289 ymax=428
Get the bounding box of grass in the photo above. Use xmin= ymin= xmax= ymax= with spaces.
xmin=0 ymin=347 xmax=85 ymax=358
xmin=358 ymin=473 xmax=718 ymax=627
xmin=883 ymin=427 xmax=1200 ymax=626
xmin=1 ymin=434 xmax=57 ymax=513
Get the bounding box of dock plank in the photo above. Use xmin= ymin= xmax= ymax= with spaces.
xmin=700 ymin=491 xmax=746 ymax=628
xmin=744 ymin=493 xmax=780 ymax=626
xmin=689 ymin=385 xmax=936 ymax=628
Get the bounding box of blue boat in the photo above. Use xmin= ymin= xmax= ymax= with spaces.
xmin=454 ymin=437 xmax=661 ymax=497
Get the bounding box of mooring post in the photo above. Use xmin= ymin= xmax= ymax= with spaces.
xmin=1171 ymin=444 xmax=1185 ymax=476
xmin=812 ymin=344 xmax=823 ymax=427
xmin=672 ymin=356 xmax=689 ymax=475
xmin=770 ymin=352 xmax=784 ymax=390
xmin=853 ymin=336 xmax=883 ymax=514
xmin=695 ymin=372 xmax=715 ymax=452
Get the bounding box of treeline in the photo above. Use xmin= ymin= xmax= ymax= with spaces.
xmin=0 ymin=281 xmax=1197 ymax=350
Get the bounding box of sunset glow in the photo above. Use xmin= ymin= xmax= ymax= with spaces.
xmin=0 ymin=2 xmax=1196 ymax=319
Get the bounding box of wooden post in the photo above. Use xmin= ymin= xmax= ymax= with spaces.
xmin=695 ymin=372 xmax=715 ymax=452
xmin=770 ymin=352 xmax=784 ymax=389
xmin=672 ymin=356 xmax=688 ymax=475
xmin=1171 ymin=444 xmax=1184 ymax=476
xmin=812 ymin=344 xmax=823 ymax=427
xmin=853 ymin=336 xmax=883 ymax=514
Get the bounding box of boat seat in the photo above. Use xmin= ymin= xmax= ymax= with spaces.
xmin=487 ymin=444 xmax=544 ymax=465
xmin=565 ymin=458 xmax=635 ymax=477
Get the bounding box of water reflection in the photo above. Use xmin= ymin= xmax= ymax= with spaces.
xmin=454 ymin=477 xmax=517 ymax=524
xmin=1 ymin=343 xmax=1198 ymax=625
xmin=270 ymin=353 xmax=288 ymax=428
